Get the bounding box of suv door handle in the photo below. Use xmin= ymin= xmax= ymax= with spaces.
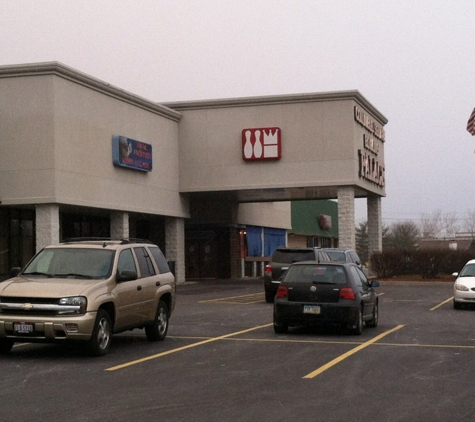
xmin=137 ymin=286 xmax=142 ymax=291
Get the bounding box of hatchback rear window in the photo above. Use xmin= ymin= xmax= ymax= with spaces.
xmin=284 ymin=265 xmax=347 ymax=284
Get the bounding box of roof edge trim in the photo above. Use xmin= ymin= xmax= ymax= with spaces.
xmin=0 ymin=62 xmax=182 ymax=122
xmin=164 ymin=90 xmax=387 ymax=124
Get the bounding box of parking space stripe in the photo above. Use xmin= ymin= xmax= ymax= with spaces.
xmin=303 ymin=325 xmax=405 ymax=379
xmin=105 ymin=323 xmax=272 ymax=371
xmin=430 ymin=297 xmax=453 ymax=311
xmin=199 ymin=292 xmax=265 ymax=304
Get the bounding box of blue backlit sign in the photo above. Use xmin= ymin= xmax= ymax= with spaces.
xmin=112 ymin=135 xmax=152 ymax=172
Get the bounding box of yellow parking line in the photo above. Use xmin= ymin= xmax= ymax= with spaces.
xmin=199 ymin=293 xmax=264 ymax=304
xmin=12 ymin=343 xmax=29 ymax=348
xmin=105 ymin=323 xmax=272 ymax=371
xmin=303 ymin=325 xmax=405 ymax=379
xmin=430 ymin=297 xmax=453 ymax=311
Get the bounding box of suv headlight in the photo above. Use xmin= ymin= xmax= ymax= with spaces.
xmin=58 ymin=296 xmax=87 ymax=315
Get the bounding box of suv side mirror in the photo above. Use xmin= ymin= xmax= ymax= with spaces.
xmin=117 ymin=270 xmax=138 ymax=282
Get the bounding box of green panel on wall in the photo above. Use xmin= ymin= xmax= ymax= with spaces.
xmin=291 ymin=200 xmax=338 ymax=237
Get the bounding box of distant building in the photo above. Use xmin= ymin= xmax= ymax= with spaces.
xmin=419 ymin=234 xmax=475 ymax=251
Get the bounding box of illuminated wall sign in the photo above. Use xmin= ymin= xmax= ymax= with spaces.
xmin=112 ymin=135 xmax=152 ymax=172
xmin=355 ymin=106 xmax=385 ymax=187
xmin=242 ymin=127 xmax=281 ymax=161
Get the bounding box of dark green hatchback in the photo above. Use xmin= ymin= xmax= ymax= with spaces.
xmin=273 ymin=261 xmax=380 ymax=335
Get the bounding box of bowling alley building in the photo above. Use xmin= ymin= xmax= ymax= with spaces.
xmin=0 ymin=62 xmax=387 ymax=283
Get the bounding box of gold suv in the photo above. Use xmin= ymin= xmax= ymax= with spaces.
xmin=0 ymin=238 xmax=176 ymax=356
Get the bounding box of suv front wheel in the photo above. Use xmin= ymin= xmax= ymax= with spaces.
xmin=145 ymin=300 xmax=169 ymax=341
xmin=87 ymin=309 xmax=112 ymax=356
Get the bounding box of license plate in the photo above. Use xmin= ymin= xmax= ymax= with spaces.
xmin=303 ymin=305 xmax=321 ymax=315
xmin=13 ymin=322 xmax=34 ymax=334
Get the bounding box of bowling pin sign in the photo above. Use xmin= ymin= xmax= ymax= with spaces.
xmin=242 ymin=127 xmax=282 ymax=161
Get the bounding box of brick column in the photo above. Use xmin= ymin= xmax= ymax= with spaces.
xmin=367 ymin=195 xmax=382 ymax=255
xmin=111 ymin=212 xmax=129 ymax=239
xmin=337 ymin=186 xmax=355 ymax=249
xmin=165 ymin=217 xmax=185 ymax=285
xmin=36 ymin=204 xmax=60 ymax=251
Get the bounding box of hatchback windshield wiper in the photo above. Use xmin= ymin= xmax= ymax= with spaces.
xmin=53 ymin=273 xmax=94 ymax=279
xmin=22 ymin=271 xmax=54 ymax=278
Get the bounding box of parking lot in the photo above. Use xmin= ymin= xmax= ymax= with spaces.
xmin=2 ymin=279 xmax=475 ymax=422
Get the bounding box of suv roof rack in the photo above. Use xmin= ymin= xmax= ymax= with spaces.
xmin=119 ymin=238 xmax=154 ymax=245
xmin=61 ymin=237 xmax=154 ymax=245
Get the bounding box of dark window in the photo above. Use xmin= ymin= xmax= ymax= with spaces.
xmin=117 ymin=249 xmax=137 ymax=275
xmin=134 ymin=247 xmax=156 ymax=277
xmin=272 ymin=250 xmax=315 ymax=263
xmin=60 ymin=213 xmax=110 ymax=240
xmin=149 ymin=246 xmax=170 ymax=273
xmin=349 ymin=266 xmax=363 ymax=288
xmin=0 ymin=209 xmax=35 ymax=281
xmin=284 ymin=264 xmax=347 ymax=284
xmin=350 ymin=251 xmax=361 ymax=264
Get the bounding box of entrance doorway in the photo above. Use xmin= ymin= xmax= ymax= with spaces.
xmin=185 ymin=227 xmax=230 ymax=280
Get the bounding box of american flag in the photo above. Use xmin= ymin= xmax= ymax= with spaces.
xmin=467 ymin=107 xmax=475 ymax=136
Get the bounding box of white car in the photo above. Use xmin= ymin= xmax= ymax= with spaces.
xmin=452 ymin=259 xmax=475 ymax=309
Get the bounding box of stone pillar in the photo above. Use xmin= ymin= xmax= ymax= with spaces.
xmin=165 ymin=217 xmax=185 ymax=285
xmin=36 ymin=204 xmax=60 ymax=251
xmin=337 ymin=186 xmax=355 ymax=249
xmin=367 ymin=195 xmax=383 ymax=256
xmin=111 ymin=212 xmax=129 ymax=239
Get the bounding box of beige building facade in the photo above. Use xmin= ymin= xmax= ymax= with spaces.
xmin=0 ymin=62 xmax=387 ymax=283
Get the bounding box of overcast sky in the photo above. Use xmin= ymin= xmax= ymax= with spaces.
xmin=1 ymin=0 xmax=474 ymax=225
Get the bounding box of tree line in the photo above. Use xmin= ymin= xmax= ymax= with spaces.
xmin=356 ymin=209 xmax=475 ymax=265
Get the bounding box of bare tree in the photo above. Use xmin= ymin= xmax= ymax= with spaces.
xmin=420 ymin=211 xmax=441 ymax=238
xmin=420 ymin=210 xmax=460 ymax=238
xmin=441 ymin=212 xmax=459 ymax=238
xmin=461 ymin=209 xmax=475 ymax=239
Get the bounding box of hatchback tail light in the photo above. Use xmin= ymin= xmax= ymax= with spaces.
xmin=276 ymin=286 xmax=288 ymax=298
xmin=264 ymin=264 xmax=272 ymax=276
xmin=339 ymin=287 xmax=356 ymax=300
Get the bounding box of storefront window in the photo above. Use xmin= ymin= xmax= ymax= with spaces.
xmin=0 ymin=209 xmax=35 ymax=281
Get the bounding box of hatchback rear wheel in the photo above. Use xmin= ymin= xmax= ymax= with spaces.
xmin=351 ymin=306 xmax=363 ymax=335
xmin=367 ymin=301 xmax=378 ymax=327
xmin=273 ymin=315 xmax=288 ymax=334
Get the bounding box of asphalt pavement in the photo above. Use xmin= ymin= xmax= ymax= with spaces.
xmin=2 ymin=278 xmax=474 ymax=422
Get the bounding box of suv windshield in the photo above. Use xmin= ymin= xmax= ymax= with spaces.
xmin=23 ymin=248 xmax=115 ymax=279
xmin=325 ymin=251 xmax=346 ymax=261
xmin=272 ymin=250 xmax=315 ymax=263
